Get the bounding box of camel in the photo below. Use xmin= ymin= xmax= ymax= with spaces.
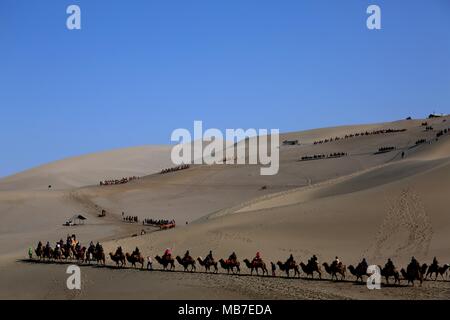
xmin=74 ymin=247 xmax=87 ymax=262
xmin=219 ymin=259 xmax=240 ymax=274
xmin=53 ymin=248 xmax=63 ymax=261
xmin=155 ymin=255 xmax=175 ymax=271
xmin=42 ymin=246 xmax=53 ymax=261
xmin=176 ymin=256 xmax=196 ymax=272
xmin=126 ymin=253 xmax=144 ymax=269
xmin=401 ymin=262 xmax=424 ymax=286
xmin=35 ymin=246 xmax=44 ymax=261
xmin=109 ymin=252 xmax=126 ymax=268
xmin=86 ymin=247 xmax=105 ymax=265
xmin=197 ymin=257 xmax=218 ymax=273
xmin=322 ymin=262 xmax=346 ymax=281
xmin=379 ymin=265 xmax=400 ymax=285
xmin=348 ymin=264 xmax=368 ymax=283
xmin=426 ymin=263 xmax=449 ymax=281
xmin=276 ymin=261 xmax=300 ymax=278
xmin=243 ymin=259 xmax=268 ymax=276
xmin=61 ymin=245 xmax=73 ymax=260
xmin=300 ymin=262 xmax=322 ymax=279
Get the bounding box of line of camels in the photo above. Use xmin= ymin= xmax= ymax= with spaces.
xmin=32 ymin=242 xmax=449 ymax=287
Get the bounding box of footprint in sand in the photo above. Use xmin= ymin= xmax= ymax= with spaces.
xmin=368 ymin=187 xmax=433 ymax=261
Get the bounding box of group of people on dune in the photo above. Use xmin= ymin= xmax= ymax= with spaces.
xmin=123 ymin=215 xmax=139 ymax=223
xmin=142 ymin=218 xmax=176 ymax=226
xmin=300 ymin=152 xmax=347 ymax=161
xmin=32 ymin=235 xmax=105 ymax=264
xmin=99 ymin=176 xmax=139 ymax=186
xmin=313 ymin=128 xmax=407 ymax=145
xmin=160 ymin=164 xmax=190 ymax=175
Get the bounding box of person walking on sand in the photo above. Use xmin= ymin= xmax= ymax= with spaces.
xmin=147 ymin=256 xmax=153 ymax=270
xmin=28 ymin=247 xmax=33 ymax=259
xmin=271 ymin=262 xmax=276 ymax=277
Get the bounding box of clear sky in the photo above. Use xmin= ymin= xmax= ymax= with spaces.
xmin=0 ymin=0 xmax=449 ymax=177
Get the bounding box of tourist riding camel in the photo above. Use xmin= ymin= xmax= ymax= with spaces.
xmin=332 ymin=256 xmax=340 ymax=268
xmin=252 ymin=252 xmax=262 ymax=265
xmin=228 ymin=252 xmax=237 ymax=264
xmin=380 ymin=258 xmax=400 ymax=285
xmin=206 ymin=250 xmax=214 ymax=263
xmin=286 ymin=254 xmax=295 ymax=266
xmin=163 ymin=248 xmax=172 ymax=261
xmin=132 ymin=247 xmax=140 ymax=257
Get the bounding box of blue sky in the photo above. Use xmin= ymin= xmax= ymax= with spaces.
xmin=0 ymin=0 xmax=449 ymax=177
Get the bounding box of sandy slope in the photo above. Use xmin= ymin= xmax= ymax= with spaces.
xmin=1 ymin=117 xmax=450 ymax=299
xmin=0 ymin=145 xmax=173 ymax=191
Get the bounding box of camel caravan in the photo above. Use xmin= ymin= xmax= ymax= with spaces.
xmin=160 ymin=164 xmax=190 ymax=175
xmin=300 ymin=152 xmax=347 ymax=161
xmin=100 ymin=176 xmax=140 ymax=186
xmin=313 ymin=128 xmax=407 ymax=145
xmin=29 ymin=236 xmax=450 ymax=287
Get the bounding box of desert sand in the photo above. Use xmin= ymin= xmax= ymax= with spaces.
xmin=1 ymin=117 xmax=450 ymax=300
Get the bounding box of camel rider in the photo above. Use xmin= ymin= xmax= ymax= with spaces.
xmin=229 ymin=252 xmax=237 ymax=264
xmin=37 ymin=241 xmax=42 ymax=249
xmin=286 ymin=254 xmax=295 ymax=265
xmin=360 ymin=258 xmax=368 ymax=270
xmin=432 ymin=257 xmax=439 ymax=266
xmin=71 ymin=235 xmax=77 ymax=246
xmin=206 ymin=250 xmax=214 ymax=263
xmin=385 ymin=258 xmax=394 ymax=269
xmin=184 ymin=250 xmax=190 ymax=259
xmin=132 ymin=247 xmax=140 ymax=257
xmin=308 ymin=255 xmax=318 ymax=267
xmin=96 ymin=242 xmax=103 ymax=253
xmin=252 ymin=252 xmax=262 ymax=264
xmin=410 ymin=256 xmax=419 ymax=268
xmin=75 ymin=242 xmax=81 ymax=251
xmin=115 ymin=246 xmax=123 ymax=256
xmin=46 ymin=241 xmax=50 ymax=249
xmin=332 ymin=256 xmax=340 ymax=267
xmin=163 ymin=248 xmax=172 ymax=260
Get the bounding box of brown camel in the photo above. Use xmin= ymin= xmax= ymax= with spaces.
xmin=74 ymin=247 xmax=87 ymax=262
xmin=322 ymin=262 xmax=346 ymax=281
xmin=401 ymin=262 xmax=424 ymax=286
xmin=243 ymin=259 xmax=268 ymax=276
xmin=125 ymin=253 xmax=144 ymax=269
xmin=197 ymin=257 xmax=218 ymax=273
xmin=109 ymin=252 xmax=126 ymax=268
xmin=300 ymin=262 xmax=322 ymax=279
xmin=155 ymin=255 xmax=175 ymax=271
xmin=43 ymin=246 xmax=53 ymax=261
xmin=86 ymin=247 xmax=105 ymax=265
xmin=35 ymin=246 xmax=44 ymax=261
xmin=379 ymin=265 xmax=400 ymax=285
xmin=53 ymin=248 xmax=63 ymax=261
xmin=426 ymin=263 xmax=449 ymax=281
xmin=276 ymin=261 xmax=300 ymax=278
xmin=348 ymin=264 xmax=367 ymax=283
xmin=176 ymin=256 xmax=196 ymax=272
xmin=219 ymin=259 xmax=240 ymax=274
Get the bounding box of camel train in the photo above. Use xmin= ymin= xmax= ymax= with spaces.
xmin=31 ymin=237 xmax=450 ymax=287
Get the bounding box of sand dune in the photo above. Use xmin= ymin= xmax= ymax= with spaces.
xmin=0 ymin=145 xmax=173 ymax=191
xmin=1 ymin=117 xmax=450 ymax=299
